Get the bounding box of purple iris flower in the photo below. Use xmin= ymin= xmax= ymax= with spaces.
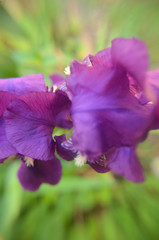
xmin=0 ymin=74 xmax=74 ymax=191
xmin=0 ymin=74 xmax=46 ymax=161
xmin=4 ymin=90 xmax=74 ymax=191
xmin=65 ymin=37 xmax=153 ymax=182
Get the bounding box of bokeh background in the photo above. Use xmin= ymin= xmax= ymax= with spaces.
xmin=0 ymin=0 xmax=159 ymax=239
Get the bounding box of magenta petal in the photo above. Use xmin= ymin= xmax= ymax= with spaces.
xmin=107 ymin=147 xmax=144 ymax=182
xmin=17 ymin=158 xmax=62 ymax=191
xmin=111 ymin=38 xmax=149 ymax=88
xmin=0 ymin=73 xmax=45 ymax=94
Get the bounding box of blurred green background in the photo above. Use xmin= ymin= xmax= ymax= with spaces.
xmin=0 ymin=0 xmax=159 ymax=239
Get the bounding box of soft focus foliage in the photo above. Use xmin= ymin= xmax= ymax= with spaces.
xmin=0 ymin=0 xmax=159 ymax=239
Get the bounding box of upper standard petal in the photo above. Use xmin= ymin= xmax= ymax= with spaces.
xmin=111 ymin=38 xmax=149 ymax=89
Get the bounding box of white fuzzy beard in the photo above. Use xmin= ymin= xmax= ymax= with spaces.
xmin=24 ymin=156 xmax=34 ymax=167
xmin=75 ymin=153 xmax=87 ymax=167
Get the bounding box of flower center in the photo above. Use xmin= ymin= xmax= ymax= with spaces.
xmin=24 ymin=156 xmax=34 ymax=167
xmin=75 ymin=152 xmax=87 ymax=167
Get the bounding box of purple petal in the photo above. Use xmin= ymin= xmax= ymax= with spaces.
xmin=0 ymin=91 xmax=17 ymax=159
xmin=88 ymin=48 xmax=112 ymax=66
xmin=4 ymin=91 xmax=72 ymax=160
xmin=49 ymin=74 xmax=70 ymax=97
xmin=111 ymin=38 xmax=149 ymax=88
xmin=82 ymin=55 xmax=93 ymax=66
xmin=0 ymin=159 xmax=5 ymax=163
xmin=0 ymin=91 xmax=16 ymax=116
xmin=146 ymin=70 xmax=159 ymax=129
xmin=88 ymin=155 xmax=109 ymax=173
xmin=49 ymin=73 xmax=65 ymax=86
xmin=147 ymin=69 xmax=159 ymax=101
xmin=70 ymin=60 xmax=88 ymax=74
xmin=55 ymin=135 xmax=77 ymax=161
xmin=0 ymin=118 xmax=17 ymax=159
xmin=71 ymin=49 xmax=111 ymax=72
xmin=4 ymin=93 xmax=56 ymax=160
xmin=61 ymin=137 xmax=75 ymax=151
xmin=71 ymin=90 xmax=152 ymax=158
xmin=72 ymin=111 xmax=106 ymax=158
xmin=17 ymin=158 xmax=62 ymax=191
xmin=56 ymin=109 xmax=73 ymax=129
xmin=149 ymin=102 xmax=159 ymax=129
xmin=54 ymin=90 xmax=72 ymax=129
xmin=107 ymin=147 xmax=144 ymax=182
xmin=68 ymin=62 xmax=129 ymax=98
xmin=0 ymin=73 xmax=46 ymax=94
